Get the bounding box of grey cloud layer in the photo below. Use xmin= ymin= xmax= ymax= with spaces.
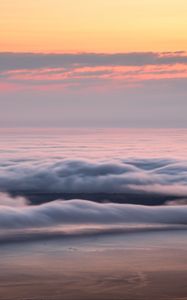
xmin=0 ymin=158 xmax=187 ymax=197
xmin=0 ymin=194 xmax=186 ymax=230
xmin=0 ymin=52 xmax=187 ymax=72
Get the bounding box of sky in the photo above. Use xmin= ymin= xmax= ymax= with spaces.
xmin=0 ymin=0 xmax=187 ymax=127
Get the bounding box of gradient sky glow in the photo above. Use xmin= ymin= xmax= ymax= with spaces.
xmin=0 ymin=0 xmax=187 ymax=127
xmin=1 ymin=0 xmax=187 ymax=53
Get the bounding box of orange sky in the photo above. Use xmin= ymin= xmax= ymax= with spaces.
xmin=1 ymin=0 xmax=187 ymax=53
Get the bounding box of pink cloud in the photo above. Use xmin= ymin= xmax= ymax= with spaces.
xmin=1 ymin=52 xmax=187 ymax=91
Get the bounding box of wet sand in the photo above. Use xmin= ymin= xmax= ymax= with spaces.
xmin=0 ymin=230 xmax=187 ymax=300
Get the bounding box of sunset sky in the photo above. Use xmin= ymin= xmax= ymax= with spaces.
xmin=1 ymin=0 xmax=187 ymax=53
xmin=0 ymin=0 xmax=187 ymax=127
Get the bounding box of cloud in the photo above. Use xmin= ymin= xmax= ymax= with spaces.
xmin=165 ymin=199 xmax=187 ymax=206
xmin=0 ymin=158 xmax=187 ymax=204
xmin=1 ymin=52 xmax=187 ymax=72
xmin=0 ymin=194 xmax=186 ymax=231
xmin=1 ymin=52 xmax=187 ymax=90
xmin=0 ymin=193 xmax=28 ymax=207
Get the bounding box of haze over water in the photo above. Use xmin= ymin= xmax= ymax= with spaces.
xmin=1 ymin=128 xmax=187 ymax=160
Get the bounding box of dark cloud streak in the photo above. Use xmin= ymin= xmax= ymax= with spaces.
xmin=0 ymin=52 xmax=187 ymax=72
